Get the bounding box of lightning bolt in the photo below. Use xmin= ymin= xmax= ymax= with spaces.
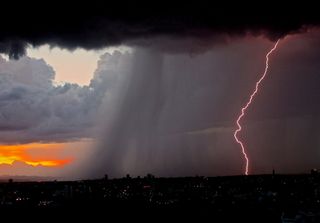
xmin=234 ymin=39 xmax=280 ymax=175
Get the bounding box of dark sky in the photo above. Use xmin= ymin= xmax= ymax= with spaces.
xmin=1 ymin=3 xmax=320 ymax=58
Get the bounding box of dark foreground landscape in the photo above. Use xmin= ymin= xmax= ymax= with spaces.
xmin=1 ymin=172 xmax=320 ymax=222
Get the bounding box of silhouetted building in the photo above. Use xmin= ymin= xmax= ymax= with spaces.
xmin=311 ymin=168 xmax=318 ymax=175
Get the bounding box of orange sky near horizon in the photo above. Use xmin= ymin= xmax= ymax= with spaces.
xmin=0 ymin=143 xmax=73 ymax=167
xmin=0 ymin=140 xmax=95 ymax=177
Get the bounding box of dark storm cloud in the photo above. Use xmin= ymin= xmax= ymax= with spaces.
xmin=1 ymin=3 xmax=320 ymax=59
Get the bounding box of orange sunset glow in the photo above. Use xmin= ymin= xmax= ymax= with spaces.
xmin=0 ymin=143 xmax=72 ymax=167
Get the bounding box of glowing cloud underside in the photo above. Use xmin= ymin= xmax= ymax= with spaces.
xmin=234 ymin=40 xmax=280 ymax=175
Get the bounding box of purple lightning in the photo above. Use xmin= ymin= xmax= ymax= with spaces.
xmin=234 ymin=40 xmax=280 ymax=175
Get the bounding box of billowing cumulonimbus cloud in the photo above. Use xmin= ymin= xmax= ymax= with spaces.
xmin=1 ymin=4 xmax=320 ymax=59
xmin=0 ymin=51 xmax=130 ymax=144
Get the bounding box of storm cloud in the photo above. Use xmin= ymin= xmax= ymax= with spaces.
xmin=1 ymin=4 xmax=320 ymax=59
